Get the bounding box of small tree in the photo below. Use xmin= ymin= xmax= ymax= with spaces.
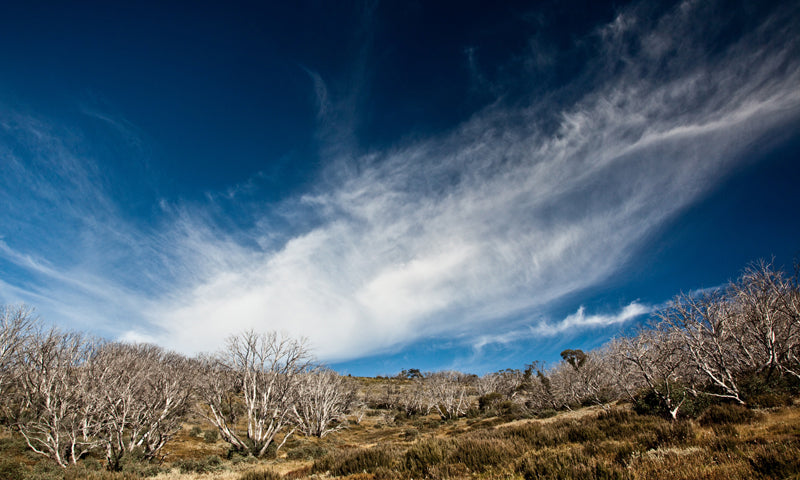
xmin=424 ymin=371 xmax=470 ymax=419
xmin=0 ymin=305 xmax=36 ymax=408
xmin=609 ymin=327 xmax=692 ymax=420
xmin=196 ymin=330 xmax=311 ymax=457
xmin=13 ymin=328 xmax=101 ymax=467
xmin=293 ymin=367 xmax=354 ymax=437
xmin=90 ymin=342 xmax=194 ymax=470
xmin=658 ymin=291 xmax=746 ymax=404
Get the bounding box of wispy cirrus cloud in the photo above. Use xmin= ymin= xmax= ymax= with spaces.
xmin=1 ymin=0 xmax=799 ymax=364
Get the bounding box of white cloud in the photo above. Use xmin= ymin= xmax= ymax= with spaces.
xmin=532 ymin=302 xmax=652 ymax=337
xmin=471 ymin=301 xmax=651 ymax=351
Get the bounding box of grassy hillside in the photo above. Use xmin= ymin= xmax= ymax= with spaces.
xmin=1 ymin=377 xmax=798 ymax=480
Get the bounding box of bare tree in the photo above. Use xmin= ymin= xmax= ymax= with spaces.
xmin=90 ymin=343 xmax=194 ymax=470
xmin=608 ymin=327 xmax=693 ymax=419
xmin=657 ymin=291 xmax=746 ymax=404
xmin=476 ymin=369 xmax=523 ymax=399
xmin=293 ymin=367 xmax=354 ymax=437
xmin=13 ymin=327 xmax=101 ymax=467
xmin=729 ymin=261 xmax=800 ymax=380
xmin=0 ymin=305 xmax=36 ymax=405
xmin=196 ymin=330 xmax=311 ymax=457
xmin=424 ymin=371 xmax=470 ymax=419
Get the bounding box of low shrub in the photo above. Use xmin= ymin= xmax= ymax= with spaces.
xmin=403 ymin=438 xmax=452 ymax=477
xmin=501 ymin=421 xmax=565 ymax=448
xmin=747 ymin=440 xmax=800 ymax=479
xmin=0 ymin=459 xmax=24 ymax=480
xmin=314 ymin=445 xmax=398 ymax=476
xmin=698 ymin=404 xmax=759 ymax=426
xmin=449 ymin=435 xmax=519 ymax=472
xmin=516 ymin=448 xmax=631 ymax=480
xmin=239 ymin=468 xmax=283 ymax=480
xmin=204 ymin=429 xmax=219 ymax=443
xmin=174 ymin=454 xmax=224 ymax=474
xmin=286 ymin=443 xmax=328 ymax=460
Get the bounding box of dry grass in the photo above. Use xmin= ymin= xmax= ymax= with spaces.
xmin=3 ymin=379 xmax=800 ymax=480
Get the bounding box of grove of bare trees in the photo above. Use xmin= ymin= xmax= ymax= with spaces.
xmin=0 ymin=259 xmax=798 ymax=471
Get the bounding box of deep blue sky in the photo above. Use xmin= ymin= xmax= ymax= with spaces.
xmin=1 ymin=0 xmax=798 ymax=375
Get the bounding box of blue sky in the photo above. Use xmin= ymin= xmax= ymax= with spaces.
xmin=1 ymin=0 xmax=798 ymax=376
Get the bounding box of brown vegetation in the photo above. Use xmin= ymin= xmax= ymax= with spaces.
xmin=0 ymin=259 xmax=799 ymax=478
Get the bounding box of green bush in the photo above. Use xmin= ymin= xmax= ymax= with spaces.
xmin=190 ymin=425 xmax=203 ymax=436
xmin=633 ymin=384 xmax=710 ymax=419
xmin=740 ymin=370 xmax=800 ymax=406
xmin=478 ymin=392 xmax=504 ymax=412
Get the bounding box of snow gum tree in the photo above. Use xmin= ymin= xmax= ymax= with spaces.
xmin=196 ymin=330 xmax=311 ymax=457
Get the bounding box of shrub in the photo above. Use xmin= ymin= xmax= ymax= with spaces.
xmin=516 ymin=448 xmax=631 ymax=480
xmin=314 ymin=445 xmax=397 ymax=476
xmin=698 ymin=404 xmax=759 ymax=426
xmin=174 ymin=454 xmax=223 ymax=474
xmin=190 ymin=425 xmax=203 ymax=436
xmin=740 ymin=370 xmax=800 ymax=406
xmin=449 ymin=435 xmax=519 ymax=472
xmin=478 ymin=392 xmax=504 ymax=412
xmin=286 ymin=443 xmax=328 ymax=460
xmin=403 ymin=438 xmax=452 ymax=476
xmin=0 ymin=459 xmax=24 ymax=480
xmin=747 ymin=440 xmax=800 ymax=479
xmin=204 ymin=429 xmax=219 ymax=443
xmin=501 ymin=421 xmax=565 ymax=448
xmin=239 ymin=469 xmax=283 ymax=480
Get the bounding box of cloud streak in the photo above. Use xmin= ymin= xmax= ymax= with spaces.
xmin=1 ymin=0 xmax=799 ymax=364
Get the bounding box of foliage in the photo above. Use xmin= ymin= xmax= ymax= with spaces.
xmin=239 ymin=469 xmax=283 ymax=480
xmin=698 ymin=404 xmax=760 ymax=426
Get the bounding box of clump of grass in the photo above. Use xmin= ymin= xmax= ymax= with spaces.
xmin=0 ymin=459 xmax=25 ymax=480
xmin=747 ymin=440 xmax=800 ymax=479
xmin=203 ymin=429 xmax=219 ymax=443
xmin=314 ymin=445 xmax=398 ymax=476
xmin=448 ymin=435 xmax=520 ymax=472
xmin=403 ymin=438 xmax=453 ymax=477
xmin=174 ymin=454 xmax=224 ymax=474
xmin=698 ymin=404 xmax=759 ymax=426
xmin=501 ymin=421 xmax=565 ymax=448
xmin=239 ymin=468 xmax=283 ymax=480
xmin=516 ymin=448 xmax=631 ymax=480
xmin=286 ymin=443 xmax=328 ymax=460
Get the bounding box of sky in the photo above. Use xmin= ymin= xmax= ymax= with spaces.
xmin=1 ymin=0 xmax=799 ymax=376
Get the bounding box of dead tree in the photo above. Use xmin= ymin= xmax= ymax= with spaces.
xmin=609 ymin=327 xmax=692 ymax=420
xmin=729 ymin=261 xmax=800 ymax=380
xmin=424 ymin=371 xmax=470 ymax=419
xmin=0 ymin=305 xmax=36 ymax=406
xmin=293 ymin=367 xmax=354 ymax=437
xmin=196 ymin=330 xmax=311 ymax=457
xmin=13 ymin=328 xmax=101 ymax=467
xmin=90 ymin=343 xmax=194 ymax=470
xmin=658 ymin=291 xmax=746 ymax=404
